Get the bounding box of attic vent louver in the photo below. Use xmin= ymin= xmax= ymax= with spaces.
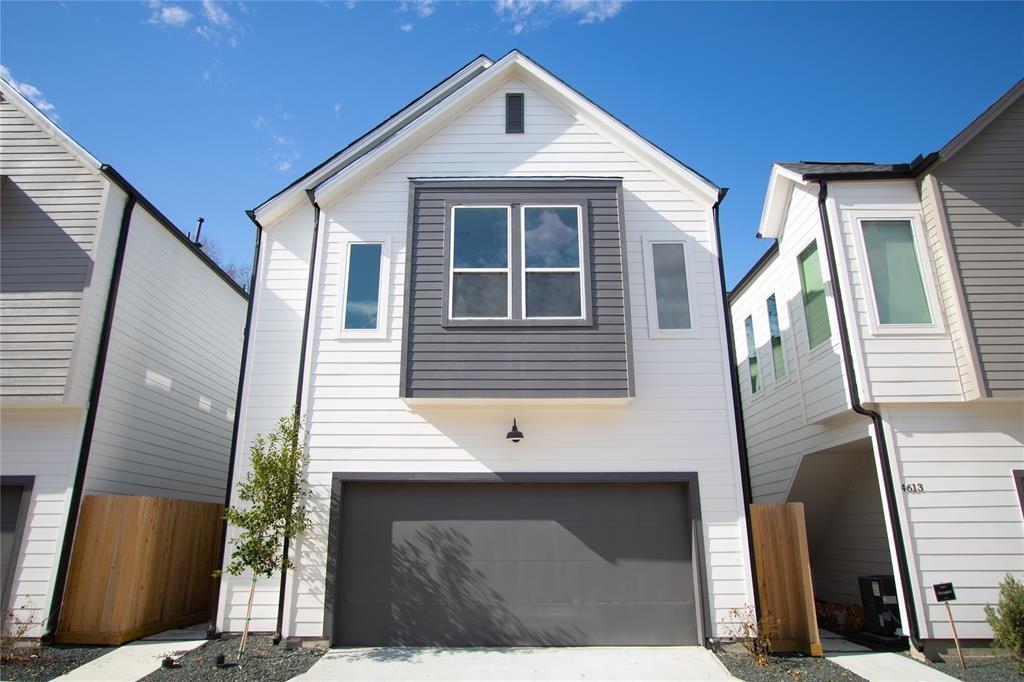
xmin=506 ymin=93 xmax=524 ymax=134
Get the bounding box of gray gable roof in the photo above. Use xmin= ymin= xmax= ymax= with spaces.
xmin=778 ymin=159 xmax=935 ymax=179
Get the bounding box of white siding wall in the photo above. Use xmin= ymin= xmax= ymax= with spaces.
xmin=882 ymin=401 xmax=1024 ymax=640
xmin=221 ymin=74 xmax=754 ymax=637
xmin=829 ymin=181 xmax=964 ymax=403
xmin=82 ymin=204 xmax=246 ymax=501
xmin=812 ymin=453 xmax=892 ymax=604
xmin=217 ymin=203 xmax=314 ymax=633
xmin=0 ymin=407 xmax=84 ymax=636
xmin=730 ymin=184 xmax=856 ymax=503
xmin=918 ymin=175 xmax=982 ymax=401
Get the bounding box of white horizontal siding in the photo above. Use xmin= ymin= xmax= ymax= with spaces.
xmin=883 ymin=401 xmax=1024 ymax=640
xmin=0 ymin=407 xmax=84 ymax=636
xmin=830 ymin=181 xmax=964 ymax=403
xmin=83 ymin=204 xmax=246 ymax=502
xmin=730 ymin=184 xmax=855 ymax=504
xmin=222 ymin=74 xmax=753 ymax=638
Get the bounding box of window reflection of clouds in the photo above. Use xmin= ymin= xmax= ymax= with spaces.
xmin=524 ymin=207 xmax=579 ymax=268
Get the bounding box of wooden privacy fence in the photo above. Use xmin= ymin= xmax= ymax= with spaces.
xmin=749 ymin=503 xmax=822 ymax=657
xmin=55 ymin=495 xmax=223 ymax=645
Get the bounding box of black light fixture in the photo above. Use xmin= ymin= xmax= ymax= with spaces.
xmin=506 ymin=418 xmax=524 ymax=443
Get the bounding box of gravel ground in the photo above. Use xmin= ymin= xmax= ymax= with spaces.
xmin=914 ymin=655 xmax=1023 ymax=682
xmin=141 ymin=635 xmax=324 ymax=682
xmin=0 ymin=643 xmax=115 ymax=681
xmin=717 ymin=651 xmax=866 ymax=681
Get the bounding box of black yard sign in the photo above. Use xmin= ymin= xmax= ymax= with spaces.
xmin=934 ymin=582 xmax=956 ymax=602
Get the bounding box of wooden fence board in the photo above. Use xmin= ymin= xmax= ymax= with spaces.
xmin=55 ymin=495 xmax=223 ymax=645
xmin=750 ymin=503 xmax=823 ymax=657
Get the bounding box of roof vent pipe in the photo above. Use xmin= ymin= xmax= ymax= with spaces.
xmin=193 ymin=217 xmax=205 ymax=246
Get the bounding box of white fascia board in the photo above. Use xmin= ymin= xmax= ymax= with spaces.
xmin=314 ymin=51 xmax=722 ymax=208
xmin=0 ymin=77 xmax=102 ymax=172
xmin=254 ymin=56 xmax=493 ymax=227
xmin=757 ymin=164 xmax=808 ymax=239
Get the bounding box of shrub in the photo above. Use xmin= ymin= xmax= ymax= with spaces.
xmin=985 ymin=574 xmax=1024 ymax=672
xmin=722 ymin=605 xmax=780 ymax=666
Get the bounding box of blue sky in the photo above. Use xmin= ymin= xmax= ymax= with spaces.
xmin=2 ymin=1 xmax=1021 ymax=285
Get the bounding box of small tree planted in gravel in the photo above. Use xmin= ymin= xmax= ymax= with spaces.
xmin=985 ymin=574 xmax=1024 ymax=673
xmin=220 ymin=412 xmax=310 ymax=659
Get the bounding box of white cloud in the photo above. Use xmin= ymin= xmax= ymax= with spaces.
xmin=276 ymin=161 xmax=292 ymax=172
xmin=195 ymin=24 xmax=219 ymax=41
xmin=228 ymin=35 xmax=239 ymax=48
xmin=272 ymin=134 xmax=294 ymax=145
xmin=401 ymin=0 xmax=437 ymax=17
xmin=148 ymin=2 xmax=193 ymax=27
xmin=334 ymin=102 xmax=342 ymax=117
xmin=201 ymin=0 xmax=232 ymax=26
xmin=345 ymin=0 xmax=356 ymax=8
xmin=0 ymin=65 xmax=57 ymax=114
xmin=252 ymin=114 xmax=267 ymax=128
xmin=399 ymin=22 xmax=414 ymax=32
xmin=493 ymin=0 xmax=624 ymax=32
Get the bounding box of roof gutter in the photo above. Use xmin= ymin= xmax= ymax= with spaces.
xmin=272 ymin=191 xmax=322 ymax=643
xmin=44 ymin=194 xmax=137 ymax=640
xmin=711 ymin=189 xmax=760 ymax=619
xmin=207 ymin=210 xmax=264 ymax=638
xmin=815 ymin=180 xmax=923 ymax=651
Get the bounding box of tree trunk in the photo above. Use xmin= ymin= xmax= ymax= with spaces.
xmin=238 ymin=574 xmax=257 ymax=658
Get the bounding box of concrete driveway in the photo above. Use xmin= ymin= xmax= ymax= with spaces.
xmin=292 ymin=646 xmax=737 ymax=681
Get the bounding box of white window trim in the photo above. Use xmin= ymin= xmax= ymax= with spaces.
xmin=765 ymin=293 xmax=788 ymax=384
xmin=448 ymin=205 xmax=513 ymax=321
xmin=795 ymin=239 xmax=836 ymax=360
xmin=848 ymin=210 xmax=945 ymax=336
xmin=336 ymin=237 xmax=391 ymax=340
xmin=642 ymin=235 xmax=699 ymax=338
xmin=520 ymin=204 xmax=586 ymax=320
xmin=743 ymin=314 xmax=763 ymax=396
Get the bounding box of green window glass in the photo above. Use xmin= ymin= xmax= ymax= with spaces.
xmin=744 ymin=315 xmax=760 ymax=394
xmin=861 ymin=220 xmax=931 ymax=325
xmin=766 ymin=294 xmax=785 ymax=380
xmin=798 ymin=242 xmax=831 ymax=349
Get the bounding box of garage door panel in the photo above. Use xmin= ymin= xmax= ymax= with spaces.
xmin=333 ymin=481 xmax=699 ymax=646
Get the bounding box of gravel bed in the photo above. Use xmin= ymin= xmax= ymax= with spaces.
xmin=914 ymin=655 xmax=1023 ymax=682
xmin=717 ymin=651 xmax=866 ymax=681
xmin=141 ymin=635 xmax=324 ymax=682
xmin=1 ymin=643 xmax=115 ymax=681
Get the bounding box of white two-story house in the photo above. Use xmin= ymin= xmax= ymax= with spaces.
xmin=729 ymin=78 xmax=1023 ymax=660
xmin=0 ymin=77 xmax=248 ymax=636
xmin=215 ymin=50 xmax=755 ymax=647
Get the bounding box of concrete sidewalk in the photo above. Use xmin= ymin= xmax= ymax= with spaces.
xmin=294 ymin=646 xmax=739 ymax=681
xmin=50 ymin=626 xmax=207 ymax=682
xmin=821 ymin=631 xmax=957 ymax=682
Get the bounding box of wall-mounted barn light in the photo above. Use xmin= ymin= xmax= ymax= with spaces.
xmin=506 ymin=418 xmax=524 ymax=443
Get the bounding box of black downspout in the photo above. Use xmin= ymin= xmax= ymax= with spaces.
xmin=206 ymin=212 xmax=264 ymax=638
xmin=273 ymin=192 xmax=321 ymax=644
xmin=815 ymin=181 xmax=923 ymax=651
xmin=43 ymin=194 xmax=137 ymax=640
xmin=712 ymin=189 xmax=761 ymax=620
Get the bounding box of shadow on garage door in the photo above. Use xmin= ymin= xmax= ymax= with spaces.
xmin=326 ymin=479 xmax=705 ymax=647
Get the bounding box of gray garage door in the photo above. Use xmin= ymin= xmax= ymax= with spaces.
xmin=333 ymin=481 xmax=698 ymax=646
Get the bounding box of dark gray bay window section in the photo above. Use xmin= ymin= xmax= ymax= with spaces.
xmin=403 ymin=180 xmax=632 ymax=399
xmin=343 ymin=243 xmax=383 ymax=330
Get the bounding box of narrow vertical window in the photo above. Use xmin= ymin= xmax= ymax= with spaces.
xmin=648 ymin=242 xmax=691 ymax=331
xmin=522 ymin=206 xmax=583 ymax=318
xmin=342 ymin=243 xmax=383 ymax=330
xmin=506 ymin=93 xmax=524 ymax=133
xmin=766 ymin=294 xmax=785 ymax=380
xmin=861 ymin=219 xmax=931 ymax=325
xmin=744 ymin=315 xmax=760 ymax=394
xmin=450 ymin=206 xmax=510 ymax=319
xmin=798 ymin=242 xmax=831 ymax=349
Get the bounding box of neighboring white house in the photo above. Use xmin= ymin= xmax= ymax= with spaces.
xmin=0 ymin=77 xmax=248 ymax=636
xmin=216 ymin=50 xmax=755 ymax=646
xmin=729 ymin=78 xmax=1024 ymax=660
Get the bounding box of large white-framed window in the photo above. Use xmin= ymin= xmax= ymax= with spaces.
xmin=337 ymin=237 xmax=391 ymax=339
xmin=642 ymin=236 xmax=697 ymax=337
xmin=797 ymin=240 xmax=831 ymax=351
xmin=850 ymin=211 xmax=943 ymax=335
xmin=449 ymin=205 xmax=512 ymax=320
xmin=520 ymin=205 xmax=586 ymax=320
